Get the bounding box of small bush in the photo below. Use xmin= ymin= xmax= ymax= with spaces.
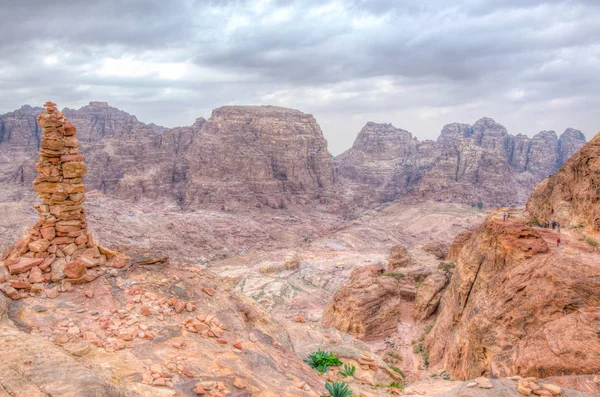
xmin=390 ymin=366 xmax=406 ymax=379
xmin=305 ymin=349 xmax=342 ymax=374
xmin=382 ymin=272 xmax=405 ymax=280
xmin=413 ymin=344 xmax=430 ymax=368
xmin=339 ymin=363 xmax=356 ymax=378
xmin=477 ymin=200 xmax=484 ymax=210
xmin=441 ymin=370 xmax=451 ymax=380
xmin=579 ymin=236 xmax=598 ymax=247
xmin=325 ymin=381 xmax=353 ymax=397
xmin=389 ymin=381 xmax=404 ymax=391
xmin=438 ymin=261 xmax=455 ymax=278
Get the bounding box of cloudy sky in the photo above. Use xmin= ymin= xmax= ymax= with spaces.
xmin=1 ymin=0 xmax=598 ymax=154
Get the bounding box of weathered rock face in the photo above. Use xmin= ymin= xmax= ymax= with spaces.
xmin=0 ymin=102 xmax=111 ymax=297
xmin=413 ymin=272 xmax=447 ymax=322
xmin=526 ymin=131 xmax=600 ymax=231
xmin=183 ymin=106 xmax=335 ymax=209
xmin=335 ymin=122 xmax=440 ymax=202
xmin=321 ymin=264 xmax=402 ymax=341
xmin=336 ymin=118 xmax=587 ymax=207
xmin=425 ymin=211 xmax=600 ymax=379
xmin=1 ymin=103 xmax=335 ymax=209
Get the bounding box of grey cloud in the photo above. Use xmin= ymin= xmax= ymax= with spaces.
xmin=0 ymin=0 xmax=598 ymax=155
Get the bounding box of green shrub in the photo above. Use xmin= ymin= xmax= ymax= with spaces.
xmin=382 ymin=272 xmax=405 ymax=280
xmin=390 ymin=366 xmax=406 ymax=379
xmin=441 ymin=370 xmax=451 ymax=380
xmin=476 ymin=200 xmax=484 ymax=210
xmin=579 ymin=236 xmax=598 ymax=246
xmin=339 ymin=363 xmax=356 ymax=378
xmin=305 ymin=349 xmax=342 ymax=374
xmin=412 ymin=344 xmax=430 ymax=368
xmin=325 ymin=381 xmax=353 ymax=397
xmin=389 ymin=381 xmax=404 ymax=391
xmin=438 ymin=261 xmax=455 ymax=278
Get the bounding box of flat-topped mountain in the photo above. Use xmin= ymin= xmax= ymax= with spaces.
xmin=336 ymin=118 xmax=586 ymax=206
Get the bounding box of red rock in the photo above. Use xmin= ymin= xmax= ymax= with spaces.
xmin=40 ymin=227 xmax=56 ymax=240
xmin=10 ymin=280 xmax=31 ymax=289
xmin=202 ymin=287 xmax=215 ymax=296
xmin=293 ymin=315 xmax=306 ymax=323
xmin=194 ymin=383 xmax=206 ymax=395
xmin=64 ymin=260 xmax=86 ymax=279
xmin=51 ymin=237 xmax=75 ymax=245
xmin=8 ymin=258 xmax=44 ymax=274
xmin=28 ymin=239 xmax=51 ymax=253
xmin=28 ymin=267 xmax=44 ymax=283
xmin=216 ymin=339 xmax=227 ymax=344
xmin=232 ymin=341 xmax=243 ymax=349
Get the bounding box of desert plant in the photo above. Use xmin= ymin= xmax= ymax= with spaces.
xmin=438 ymin=261 xmax=455 ymax=278
xmin=324 ymin=381 xmax=353 ymax=397
xmin=306 ymin=349 xmax=343 ymax=373
xmin=339 ymin=363 xmax=356 ymax=378
xmin=440 ymin=370 xmax=451 ymax=380
xmin=390 ymin=366 xmax=406 ymax=379
xmin=412 ymin=344 xmax=430 ymax=368
xmin=389 ymin=381 xmax=404 ymax=391
xmin=382 ymin=272 xmax=405 ymax=280
xmin=579 ymin=236 xmax=598 ymax=246
xmin=477 ymin=200 xmax=484 ymax=209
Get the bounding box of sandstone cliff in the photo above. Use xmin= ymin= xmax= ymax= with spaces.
xmin=183 ymin=105 xmax=335 ymax=209
xmin=1 ymin=103 xmax=335 ymax=209
xmin=425 ymin=211 xmax=600 ymax=379
xmin=336 ymin=118 xmax=587 ymax=207
xmin=526 ymin=131 xmax=600 ymax=231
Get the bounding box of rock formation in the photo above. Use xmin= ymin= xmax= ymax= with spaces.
xmin=321 ymin=264 xmax=402 ymax=341
xmin=1 ymin=103 xmax=336 ymax=209
xmin=526 ymin=131 xmax=600 ymax=231
xmin=0 ymin=103 xmax=109 ymax=299
xmin=183 ymin=105 xmax=335 ymax=209
xmin=336 ymin=118 xmax=587 ymax=207
xmin=425 ymin=210 xmax=600 ymax=379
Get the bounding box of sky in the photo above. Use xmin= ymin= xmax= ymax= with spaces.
xmin=1 ymin=0 xmax=599 ymax=155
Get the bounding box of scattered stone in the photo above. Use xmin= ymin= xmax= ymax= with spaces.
xmin=202 ymin=287 xmax=215 ymax=296
xmin=233 ymin=377 xmax=247 ymax=389
xmin=540 ymin=384 xmax=561 ymax=396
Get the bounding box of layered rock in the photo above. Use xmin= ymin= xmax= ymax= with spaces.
xmin=526 ymin=131 xmax=600 ymax=231
xmin=336 ymin=118 xmax=587 ymax=207
xmin=425 ymin=211 xmax=600 ymax=379
xmin=0 ymin=103 xmax=111 ymax=298
xmin=321 ymin=264 xmax=402 ymax=341
xmin=183 ymin=106 xmax=335 ymax=209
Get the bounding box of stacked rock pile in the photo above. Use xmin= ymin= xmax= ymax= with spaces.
xmin=0 ymin=102 xmax=115 ymax=299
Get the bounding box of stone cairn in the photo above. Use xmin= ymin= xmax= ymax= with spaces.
xmin=0 ymin=102 xmax=116 ymax=300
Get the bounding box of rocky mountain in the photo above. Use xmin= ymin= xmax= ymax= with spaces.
xmin=526 ymin=131 xmax=600 ymax=231
xmin=424 ymin=134 xmax=600 ymax=381
xmin=336 ymin=118 xmax=587 ymax=207
xmin=183 ymin=106 xmax=335 ymax=209
xmin=0 ymin=103 xmax=334 ymax=208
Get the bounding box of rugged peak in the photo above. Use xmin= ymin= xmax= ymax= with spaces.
xmin=347 ymin=122 xmax=416 ymax=160
xmin=88 ymin=101 xmax=109 ymax=107
xmin=558 ymin=128 xmax=587 ymax=165
xmin=437 ymin=122 xmax=473 ymax=147
xmin=526 ymin=130 xmax=600 ymax=231
xmin=560 ymin=127 xmax=586 ymax=141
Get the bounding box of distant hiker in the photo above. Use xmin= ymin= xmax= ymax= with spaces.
xmin=503 ymin=212 xmax=507 ymax=221
xmin=556 ymin=237 xmax=561 ymax=247
xmin=552 ymin=220 xmax=556 ymax=229
xmin=545 ymin=221 xmax=550 ymax=228
xmin=557 ymin=222 xmax=561 ymax=233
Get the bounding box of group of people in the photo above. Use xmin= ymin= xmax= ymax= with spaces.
xmin=501 ymin=212 xmax=563 ymax=247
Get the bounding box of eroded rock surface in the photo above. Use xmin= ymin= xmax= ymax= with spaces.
xmin=425 ymin=211 xmax=600 ymax=380
xmin=526 ymin=131 xmax=600 ymax=231
xmin=336 ymin=118 xmax=586 ymax=207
